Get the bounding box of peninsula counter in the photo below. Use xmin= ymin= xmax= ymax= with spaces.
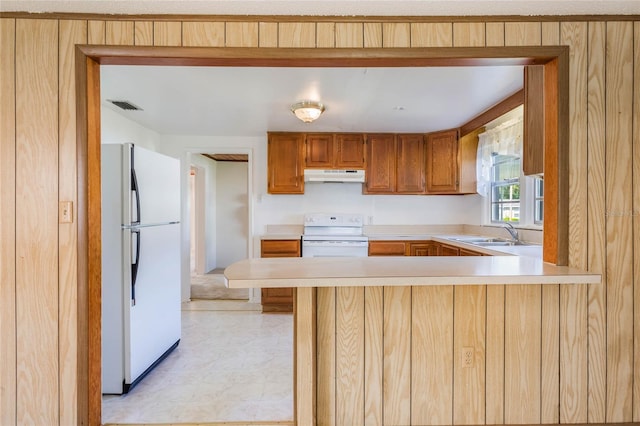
xmin=224 ymin=257 xmax=600 ymax=426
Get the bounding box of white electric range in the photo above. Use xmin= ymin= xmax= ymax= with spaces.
xmin=301 ymin=213 xmax=369 ymax=257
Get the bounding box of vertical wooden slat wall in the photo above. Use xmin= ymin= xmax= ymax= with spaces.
xmin=605 ymin=21 xmax=635 ymax=423
xmin=585 ymin=20 xmax=608 ymax=423
xmin=15 ymin=18 xmax=59 ymax=425
xmin=0 ymin=13 xmax=639 ymax=425
xmin=0 ymin=16 xmax=17 ymax=426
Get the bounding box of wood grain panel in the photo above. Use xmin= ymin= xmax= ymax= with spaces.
xmin=58 ymin=19 xmax=86 ymax=426
xmin=412 ymin=286 xmax=453 ymax=425
xmin=363 ymin=23 xmax=382 ymax=48
xmin=259 ymin=22 xmax=278 ymax=47
xmin=226 ymin=22 xmax=258 ymax=47
xmin=504 ymin=285 xmax=541 ymax=424
xmin=485 ymin=22 xmax=505 ymax=47
xmin=336 ymin=23 xmax=363 ymax=48
xmin=0 ymin=17 xmax=16 ymax=426
xmin=15 ymin=18 xmax=59 ymax=425
xmin=586 ymin=21 xmax=607 ymax=424
xmin=279 ymin=22 xmax=315 ymax=48
xmin=364 ymin=286 xmax=383 ymax=426
xmin=542 ymin=22 xmax=560 ymax=45
xmin=316 ymin=287 xmax=336 ymax=426
xmin=634 ymin=21 xmax=640 ymax=423
xmin=505 ymin=22 xmax=542 ymax=46
xmin=383 ymin=286 xmax=411 ymax=426
xmin=134 ymin=21 xmax=153 ymax=46
xmin=541 ymin=283 xmax=560 ymax=424
xmin=453 ymin=285 xmax=486 ymax=425
xmin=154 ymin=21 xmax=182 ymax=46
xmin=336 ymin=287 xmax=364 ymax=426
xmin=182 ymin=22 xmax=224 ymax=47
xmin=411 ymin=23 xmax=453 ymax=47
xmin=559 ymin=21 xmax=589 ymax=424
xmin=485 ymin=285 xmax=505 ymax=425
xmin=453 ymin=22 xmax=485 ymax=47
xmin=316 ymin=22 xmax=335 ymax=48
xmin=87 ymin=20 xmax=105 ymax=44
xmin=382 ymin=23 xmax=410 ymax=47
xmin=295 ymin=288 xmax=316 ymax=426
xmin=605 ymin=21 xmax=634 ymax=423
xmin=105 ymin=20 xmax=133 ymax=45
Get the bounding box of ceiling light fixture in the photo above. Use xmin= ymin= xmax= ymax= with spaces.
xmin=291 ymin=101 xmax=325 ymax=123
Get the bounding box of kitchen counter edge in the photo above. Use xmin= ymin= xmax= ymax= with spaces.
xmin=224 ymin=256 xmax=600 ymax=289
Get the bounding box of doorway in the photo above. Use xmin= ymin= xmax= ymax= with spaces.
xmin=76 ymin=46 xmax=567 ymax=425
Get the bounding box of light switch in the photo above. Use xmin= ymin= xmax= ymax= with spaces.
xmin=59 ymin=201 xmax=73 ymax=223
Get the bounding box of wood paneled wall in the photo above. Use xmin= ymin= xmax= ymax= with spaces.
xmin=0 ymin=15 xmax=638 ymax=425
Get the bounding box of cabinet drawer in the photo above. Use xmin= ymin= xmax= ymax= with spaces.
xmin=261 ymin=239 xmax=301 ymax=257
xmin=368 ymin=241 xmax=407 ymax=256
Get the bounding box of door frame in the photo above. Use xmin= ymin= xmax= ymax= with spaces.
xmin=75 ymin=45 xmax=568 ymax=424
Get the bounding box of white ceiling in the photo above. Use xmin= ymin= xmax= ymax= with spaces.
xmin=2 ymin=0 xmax=640 ymax=16
xmin=100 ymin=65 xmax=524 ymax=136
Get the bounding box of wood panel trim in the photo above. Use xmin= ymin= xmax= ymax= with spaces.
xmin=2 ymin=11 xmax=640 ymax=23
xmin=459 ymin=88 xmax=524 ymax=136
xmin=74 ymin=43 xmax=571 ymax=424
xmin=79 ymin=45 xmax=566 ymax=67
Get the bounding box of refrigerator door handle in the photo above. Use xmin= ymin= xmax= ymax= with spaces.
xmin=131 ymin=167 xmax=141 ymax=225
xmin=131 ymin=228 xmax=140 ymax=306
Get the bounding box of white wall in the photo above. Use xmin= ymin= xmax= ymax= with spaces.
xmin=189 ymin=154 xmax=218 ymax=272
xmin=101 ymin=106 xmax=161 ymax=150
xmin=216 ymin=161 xmax=249 ymax=267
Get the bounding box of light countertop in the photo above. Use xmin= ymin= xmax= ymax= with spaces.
xmin=224 ymin=256 xmax=600 ymax=288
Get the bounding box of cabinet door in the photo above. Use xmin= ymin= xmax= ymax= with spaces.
xmin=368 ymin=240 xmax=407 ymax=256
xmin=268 ymin=133 xmax=305 ymax=194
xmin=439 ymin=243 xmax=460 ymax=256
xmin=260 ymin=239 xmax=300 ymax=313
xmin=426 ymin=129 xmax=459 ymax=193
xmin=334 ymin=133 xmax=365 ymax=168
xmin=396 ymin=134 xmax=426 ymax=193
xmin=523 ymin=65 xmax=544 ymax=175
xmin=305 ymin=133 xmax=334 ymax=168
xmin=364 ymin=134 xmax=396 ymax=194
xmin=459 ymin=248 xmax=483 ymax=256
xmin=409 ymin=242 xmax=438 ymax=256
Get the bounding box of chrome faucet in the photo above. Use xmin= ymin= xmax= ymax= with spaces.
xmin=503 ymin=222 xmax=519 ymax=242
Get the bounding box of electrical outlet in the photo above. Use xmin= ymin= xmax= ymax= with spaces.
xmin=462 ymin=347 xmax=474 ymax=368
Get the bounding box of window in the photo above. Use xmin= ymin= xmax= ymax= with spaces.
xmin=491 ymin=155 xmax=520 ymax=223
xmin=534 ymin=177 xmax=544 ymax=224
xmin=477 ymin=106 xmax=542 ymax=229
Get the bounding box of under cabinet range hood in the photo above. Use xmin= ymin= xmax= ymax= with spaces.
xmin=304 ymin=169 xmax=365 ymax=183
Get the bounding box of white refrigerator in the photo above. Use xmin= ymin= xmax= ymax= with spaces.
xmin=101 ymin=143 xmax=181 ymax=394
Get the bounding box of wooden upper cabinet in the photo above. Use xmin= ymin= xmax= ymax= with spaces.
xmin=334 ymin=133 xmax=365 ymax=168
xmin=364 ymin=134 xmax=396 ymax=194
xmin=523 ymin=65 xmax=544 ymax=176
xmin=267 ymin=132 xmax=305 ymax=194
xmin=396 ymin=134 xmax=426 ymax=194
xmin=426 ymin=129 xmax=459 ymax=193
xmin=305 ymin=133 xmax=365 ymax=169
xmin=305 ymin=133 xmax=334 ymax=168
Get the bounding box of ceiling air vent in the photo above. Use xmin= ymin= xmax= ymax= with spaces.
xmin=108 ymin=99 xmax=143 ymax=111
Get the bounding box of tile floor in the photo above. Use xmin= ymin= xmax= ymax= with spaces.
xmin=102 ymin=300 xmax=293 ymax=424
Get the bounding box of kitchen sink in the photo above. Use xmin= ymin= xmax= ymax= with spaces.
xmin=449 ymin=237 xmax=535 ymax=247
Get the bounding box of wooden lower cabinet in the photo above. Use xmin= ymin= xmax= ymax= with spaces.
xmin=460 ymin=247 xmax=483 ymax=256
xmin=409 ymin=241 xmax=439 ymax=256
xmin=439 ymin=243 xmax=461 ymax=256
xmin=260 ymin=239 xmax=300 ymax=313
xmin=368 ymin=240 xmax=407 ymax=256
